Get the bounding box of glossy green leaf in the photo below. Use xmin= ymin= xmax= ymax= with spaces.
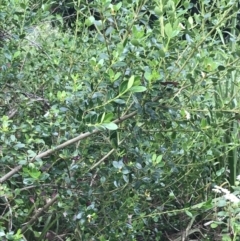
xmin=85 ymin=16 xmax=95 ymax=26
xmin=144 ymin=72 xmax=152 ymax=82
xmin=165 ymin=23 xmax=173 ymax=38
xmin=102 ymin=122 xmax=118 ymax=130
xmin=119 ymin=80 xmax=128 ymax=94
xmin=127 ymin=76 xmax=135 ymax=89
xmin=113 ymin=99 xmax=126 ymax=104
xmin=103 ymin=112 xmax=114 ymax=123
xmin=129 ymin=86 xmax=147 ymax=92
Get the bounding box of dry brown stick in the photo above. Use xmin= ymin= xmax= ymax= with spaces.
xmin=21 ymin=194 xmax=59 ymax=234
xmin=0 ymin=110 xmax=137 ymax=183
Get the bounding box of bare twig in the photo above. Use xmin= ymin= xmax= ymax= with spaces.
xmin=0 ymin=110 xmax=137 ymax=183
xmin=21 ymin=194 xmax=58 ymax=234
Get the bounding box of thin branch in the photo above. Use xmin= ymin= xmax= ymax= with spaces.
xmin=21 ymin=194 xmax=58 ymax=234
xmin=88 ymin=138 xmax=125 ymax=172
xmin=0 ymin=110 xmax=137 ymax=183
xmin=89 ymin=148 xmax=115 ymax=172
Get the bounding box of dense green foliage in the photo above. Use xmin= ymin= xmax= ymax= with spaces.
xmin=1 ymin=0 xmax=240 ymax=240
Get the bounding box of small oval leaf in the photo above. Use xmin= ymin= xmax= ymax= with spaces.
xmin=128 ymin=76 xmax=135 ymax=89
xmin=102 ymin=122 xmax=118 ymax=130
xmin=130 ymin=86 xmax=147 ymax=92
